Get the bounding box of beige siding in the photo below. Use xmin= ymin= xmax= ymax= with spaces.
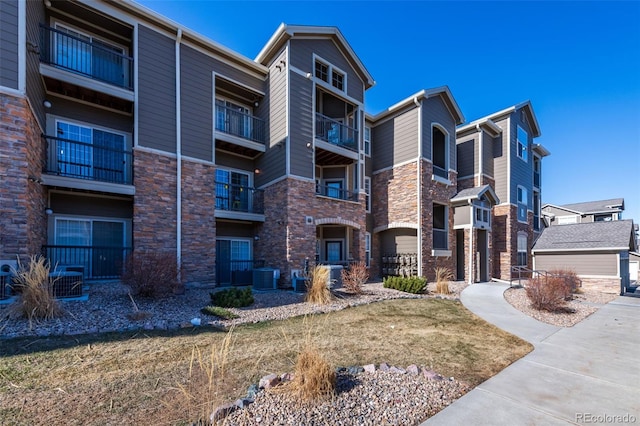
xmin=534 ymin=252 xmax=618 ymax=276
xmin=0 ymin=0 xmax=19 ymax=90
xmin=137 ymin=25 xmax=176 ymax=153
xmin=422 ymin=96 xmax=458 ymax=170
xmin=289 ymin=38 xmax=364 ymax=103
xmin=454 ymin=206 xmax=471 ymax=227
xmin=380 ymin=229 xmax=418 ymax=254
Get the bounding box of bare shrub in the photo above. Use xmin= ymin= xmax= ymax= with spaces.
xmin=122 ymin=251 xmax=181 ymax=298
xmin=11 ymin=255 xmax=63 ymax=326
xmin=434 ymin=267 xmax=454 ymax=295
xmin=305 ymin=266 xmax=333 ymax=305
xmin=525 ymin=274 xmax=573 ymax=312
xmin=548 ymin=268 xmax=581 ymax=298
xmin=341 ymin=262 xmax=369 ymax=294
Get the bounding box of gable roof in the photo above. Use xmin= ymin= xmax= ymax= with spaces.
xmin=559 ymin=198 xmax=624 ymax=215
xmin=532 ymin=220 xmax=635 ymax=252
xmin=256 ymin=24 xmax=375 ymax=89
xmin=456 ymin=117 xmax=502 ymax=138
xmin=450 ymin=184 xmax=499 ymax=205
xmin=370 ymin=86 xmax=464 ymax=125
xmin=460 ymin=100 xmax=541 ymax=137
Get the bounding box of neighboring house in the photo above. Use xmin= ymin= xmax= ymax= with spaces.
xmin=0 ymin=0 xmax=544 ymax=286
xmin=542 ymin=198 xmax=625 ymax=226
xmin=532 ymin=220 xmax=638 ymax=294
xmin=455 ymin=103 xmax=550 ymax=281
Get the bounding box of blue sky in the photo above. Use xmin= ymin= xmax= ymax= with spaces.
xmin=138 ymin=0 xmax=640 ymax=223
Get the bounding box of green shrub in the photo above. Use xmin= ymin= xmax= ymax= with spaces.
xmin=209 ymin=287 xmax=254 ymax=308
xmin=383 ymin=276 xmax=427 ymax=294
xmin=200 ymin=305 xmax=239 ymax=319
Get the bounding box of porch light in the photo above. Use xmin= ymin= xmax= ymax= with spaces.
xmin=45 ymin=208 xmax=53 ymax=215
xmin=43 ymin=99 xmax=52 ymax=109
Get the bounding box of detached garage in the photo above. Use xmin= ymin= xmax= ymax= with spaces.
xmin=532 ymin=220 xmax=637 ymax=295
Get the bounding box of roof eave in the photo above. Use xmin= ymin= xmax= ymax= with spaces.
xmin=372 ymin=86 xmax=464 ymax=124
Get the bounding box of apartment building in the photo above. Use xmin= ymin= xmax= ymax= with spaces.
xmin=0 ymin=0 xmax=545 ymax=287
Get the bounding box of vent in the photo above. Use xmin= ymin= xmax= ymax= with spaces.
xmin=305 ymin=216 xmax=314 ymax=225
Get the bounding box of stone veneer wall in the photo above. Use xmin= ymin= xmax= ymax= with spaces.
xmin=180 ymin=160 xmax=216 ymax=285
xmin=372 ymin=162 xmax=418 ymax=227
xmin=256 ymin=177 xmax=366 ymax=287
xmin=493 ymin=204 xmax=532 ymax=279
xmin=0 ymin=93 xmax=46 ymax=260
xmin=133 ymin=149 xmax=178 ymax=255
xmin=421 ymin=161 xmax=456 ymax=281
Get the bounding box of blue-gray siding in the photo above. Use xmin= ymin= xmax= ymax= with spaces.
xmin=137 ymin=25 xmax=176 ymax=153
xmin=456 ymin=136 xmax=475 ymax=178
xmin=509 ymin=109 xmax=534 ymax=208
xmin=289 ymin=38 xmax=364 ymax=103
xmin=0 ymin=0 xmax=19 ymax=90
xmin=289 ymin=71 xmax=313 ymax=179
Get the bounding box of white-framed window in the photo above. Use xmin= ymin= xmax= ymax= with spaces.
xmin=365 ymin=232 xmax=371 ymax=267
xmin=517 ymin=185 xmax=528 ymax=222
xmin=54 ymin=119 xmax=128 ymax=183
xmin=314 ymin=57 xmax=346 ymax=92
xmin=363 ymin=126 xmax=371 ymax=156
xmin=52 ymin=21 xmax=129 ymax=87
xmin=517 ymin=125 xmax=528 ymax=162
xmin=517 ymin=233 xmax=528 ymax=266
xmin=364 ymin=177 xmax=371 ymax=213
xmin=432 ymin=124 xmax=449 ymax=180
xmin=474 ymin=205 xmax=491 ymax=228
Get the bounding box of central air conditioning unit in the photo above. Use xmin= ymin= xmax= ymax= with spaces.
xmin=253 ymin=268 xmax=279 ymax=290
xmin=0 ymin=260 xmax=18 ymax=300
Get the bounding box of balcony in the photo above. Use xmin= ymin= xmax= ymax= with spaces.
xmin=315 ymin=183 xmax=358 ymax=202
xmin=215 ymin=182 xmax=265 ymax=221
xmin=40 ymin=25 xmax=133 ymax=91
xmin=215 ymin=104 xmax=266 ymax=144
xmin=315 ymin=113 xmax=358 ymax=152
xmin=43 ymin=245 xmax=131 ymax=280
xmin=43 ymin=135 xmax=132 ymax=184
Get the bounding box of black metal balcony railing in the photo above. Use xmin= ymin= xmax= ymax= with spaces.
xmin=216 ymin=259 xmax=265 ymax=286
xmin=215 ymin=105 xmax=266 ymax=144
xmin=43 ymin=135 xmax=133 ymax=185
xmin=433 ymin=229 xmax=448 ymax=250
xmin=43 ymin=245 xmax=131 ymax=280
xmin=40 ymin=25 xmax=133 ymax=90
xmin=315 ymin=184 xmax=358 ymax=202
xmin=315 ymin=113 xmax=358 ymax=152
xmin=433 ymin=165 xmax=448 ymax=180
xmin=215 ymin=182 xmax=264 ymax=214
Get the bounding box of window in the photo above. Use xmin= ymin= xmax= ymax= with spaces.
xmin=517 ymin=233 xmax=528 ymax=266
xmin=433 ymin=204 xmax=448 ymax=249
xmin=216 ymin=169 xmax=250 ymax=211
xmin=332 ymin=70 xmax=344 ymax=91
xmin=326 ymin=180 xmax=343 ymax=199
xmin=363 ymin=126 xmax=371 ymax=156
xmin=517 ymin=185 xmax=528 ymax=222
xmin=55 ymin=120 xmax=127 ymax=183
xmin=365 ymin=233 xmax=371 ymax=267
xmin=474 ymin=205 xmax=491 ymax=228
xmin=314 ymin=57 xmax=346 ymax=92
xmin=558 ymin=215 xmax=578 ymax=225
xmin=215 ymin=98 xmax=252 ymax=139
xmin=315 ymin=60 xmax=329 ymax=82
xmin=517 ymin=125 xmax=528 ymax=162
xmin=432 ymin=125 xmax=449 ymax=180
xmin=364 ymin=177 xmax=371 ymax=212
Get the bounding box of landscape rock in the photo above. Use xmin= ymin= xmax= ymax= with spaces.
xmin=209 ymin=402 xmax=237 ymax=423
xmin=379 ymin=363 xmax=390 ymax=372
xmin=363 ymin=364 xmax=376 ymax=373
xmin=259 ymin=373 xmax=280 ymax=389
xmin=407 ymin=364 xmax=419 ymax=375
xmin=389 ymin=366 xmax=406 ymax=374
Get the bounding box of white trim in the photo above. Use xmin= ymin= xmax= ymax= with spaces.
xmin=315 ymin=217 xmax=360 ymax=229
xmin=373 ymin=222 xmax=419 ymax=233
xmin=431 ymin=122 xmax=450 ymax=171
xmin=432 ymin=250 xmax=452 ymax=257
xmin=179 ymin=38 xmax=266 ymax=81
xmin=478 ymin=125 xmax=484 ymax=184
xmin=532 ymin=247 xmax=630 ymax=254
xmin=39 ymin=64 xmax=134 ymax=101
xmin=133 ymin=24 xmax=139 ymax=148
xmin=175 ymin=29 xmax=183 ymax=271
xmin=133 ymin=145 xmax=177 ymax=158
xmin=365 ymin=232 xmax=371 ymax=267
xmin=364 ymin=176 xmax=371 ymax=213
xmin=181 ymin=155 xmax=215 ymax=167
xmin=416 ymin=98 xmax=423 ymax=276
xmin=363 ymin=125 xmax=371 ymax=157
xmin=506 ymin=116 xmax=511 ymax=206
xmin=0 ymin=86 xmax=24 ymax=97
xmin=41 ymin=174 xmax=135 ymax=195
xmin=50 ymin=115 xmax=131 ymax=145
xmin=312 ymin=54 xmax=347 ymax=94
xmin=214 ymin=73 xmax=266 ymax=97
xmin=17 ymin=0 xmax=26 ymax=93
xmin=371 ymin=87 xmax=464 ymax=125
xmin=372 ymin=158 xmax=420 ymax=175
xmin=285 ymin=44 xmax=291 ymax=175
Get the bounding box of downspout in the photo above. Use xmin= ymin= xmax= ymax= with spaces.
xmin=470 ymin=125 xmax=482 ymax=284
xmin=414 ymin=96 xmax=423 ymax=276
xmin=468 ymin=203 xmax=474 ymax=284
xmin=477 ymin=124 xmax=483 ymax=186
xmin=175 ymin=29 xmax=183 ymax=275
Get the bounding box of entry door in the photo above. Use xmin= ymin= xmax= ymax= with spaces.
xmin=325 ymin=241 xmax=342 ymax=263
xmin=477 ymin=230 xmax=488 ymax=282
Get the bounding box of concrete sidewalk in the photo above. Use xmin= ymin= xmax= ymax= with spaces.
xmin=423 ymin=282 xmax=640 ymax=425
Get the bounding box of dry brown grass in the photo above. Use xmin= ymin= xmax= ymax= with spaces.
xmin=434 ymin=267 xmax=454 ymax=295
xmin=286 ymin=345 xmax=336 ymax=403
xmin=0 ymin=298 xmax=532 ymax=425
xmin=10 ymin=255 xmax=63 ymax=327
xmin=304 ymin=265 xmax=333 ymax=305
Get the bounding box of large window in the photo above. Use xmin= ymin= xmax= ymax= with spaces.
xmin=432 ymin=125 xmax=449 ymax=180
xmin=364 ymin=126 xmax=371 ymax=156
xmin=517 ymin=185 xmax=528 ymax=222
xmin=216 ymin=169 xmax=250 ymax=212
xmin=517 ymin=125 xmax=528 ymax=162
xmin=55 ymin=120 xmax=127 ymax=183
xmin=433 ymin=204 xmax=448 ymax=249
xmin=517 ymin=233 xmax=528 ymax=266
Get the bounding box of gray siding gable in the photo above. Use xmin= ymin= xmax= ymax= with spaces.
xmin=0 ymin=0 xmax=19 ymax=90
xmin=422 ymin=95 xmax=458 ymax=170
xmin=137 ymin=25 xmax=176 ymax=153
xmin=372 ymin=106 xmax=419 ymax=171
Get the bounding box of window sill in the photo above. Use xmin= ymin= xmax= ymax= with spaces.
xmin=431 ymin=175 xmax=451 ymax=186
xmin=431 ymin=250 xmax=452 ymax=257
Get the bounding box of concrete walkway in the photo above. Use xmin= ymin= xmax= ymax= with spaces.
xmin=423 ymin=282 xmax=640 ymax=425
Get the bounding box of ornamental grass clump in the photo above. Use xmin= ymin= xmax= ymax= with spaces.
xmin=341 ymin=261 xmax=369 ymax=294
xmin=434 ymin=267 xmax=454 ymax=295
xmin=304 ymin=265 xmax=333 ymax=305
xmin=11 ymin=255 xmax=63 ymax=326
xmin=287 ymin=344 xmax=336 ymax=403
